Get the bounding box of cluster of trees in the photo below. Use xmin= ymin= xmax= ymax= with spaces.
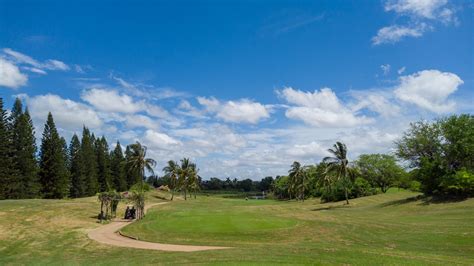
xmin=396 ymin=114 xmax=474 ymax=196
xmin=273 ymin=114 xmax=473 ymax=203
xmin=273 ymin=143 xmax=409 ymax=204
xmin=162 ymin=158 xmax=200 ymax=200
xmin=0 ymin=97 xmax=147 ymax=200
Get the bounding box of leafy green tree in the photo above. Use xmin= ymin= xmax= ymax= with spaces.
xmin=163 ymin=160 xmax=179 ymax=200
xmin=323 ymin=142 xmax=353 ymax=204
xmin=396 ymin=115 xmax=473 ymax=195
xmin=188 ymin=162 xmax=200 ymax=199
xmin=9 ymin=98 xmax=39 ymax=198
xmin=258 ymin=176 xmax=274 ymax=192
xmin=0 ymin=98 xmax=17 ymax=199
xmin=39 ymin=113 xmax=70 ymax=198
xmin=96 ymin=136 xmax=111 ymax=192
xmin=356 ymin=154 xmax=405 ymax=193
xmin=271 ymin=175 xmax=290 ymax=199
xmin=81 ymin=127 xmax=99 ymax=196
xmin=110 ymin=141 xmax=127 ymax=192
xmin=69 ymin=134 xmax=85 ymax=198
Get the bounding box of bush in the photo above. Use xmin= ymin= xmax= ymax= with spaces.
xmin=409 ymin=180 xmax=421 ymax=192
xmin=352 ymin=177 xmax=375 ymax=197
xmin=439 ymin=170 xmax=474 ymax=196
xmin=130 ymin=182 xmax=152 ymax=192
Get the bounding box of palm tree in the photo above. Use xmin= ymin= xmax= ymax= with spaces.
xmin=126 ymin=141 xmax=156 ymax=219
xmin=323 ymin=142 xmax=352 ymax=205
xmin=178 ymin=158 xmax=191 ymax=200
xmin=288 ymin=161 xmax=306 ymax=201
xmin=188 ymin=163 xmax=200 ymax=199
xmin=163 ymin=160 xmax=179 ymax=200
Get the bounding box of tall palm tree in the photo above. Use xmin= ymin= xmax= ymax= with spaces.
xmin=188 ymin=163 xmax=200 ymax=199
xmin=163 ymin=160 xmax=179 ymax=200
xmin=178 ymin=158 xmax=191 ymax=200
xmin=126 ymin=141 xmax=156 ymax=219
xmin=323 ymin=142 xmax=352 ymax=204
xmin=288 ymin=161 xmax=306 ymax=201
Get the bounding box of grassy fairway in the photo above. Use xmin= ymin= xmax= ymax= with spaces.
xmin=1 ymin=190 xmax=474 ymax=265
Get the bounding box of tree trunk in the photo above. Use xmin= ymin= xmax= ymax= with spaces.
xmin=171 ymin=189 xmax=174 ymax=201
xmin=184 ymin=190 xmax=187 ymax=200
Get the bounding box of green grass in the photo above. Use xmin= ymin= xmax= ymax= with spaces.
xmin=1 ymin=189 xmax=474 ymax=265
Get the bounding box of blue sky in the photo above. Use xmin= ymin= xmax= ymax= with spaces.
xmin=1 ymin=0 xmax=473 ymax=179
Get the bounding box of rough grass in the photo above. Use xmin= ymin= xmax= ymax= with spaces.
xmin=1 ymin=189 xmax=473 ymax=265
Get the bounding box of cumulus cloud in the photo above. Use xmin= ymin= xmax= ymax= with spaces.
xmin=143 ymin=129 xmax=181 ymax=150
xmin=125 ymin=114 xmax=159 ymax=130
xmin=198 ymin=97 xmax=270 ymax=124
xmin=278 ymin=87 xmax=373 ymax=127
xmin=26 ymin=94 xmax=102 ymax=130
xmin=286 ymin=141 xmax=329 ymax=158
xmin=0 ymin=58 xmax=28 ymax=89
xmin=394 ymin=69 xmax=463 ymax=113
xmin=384 ymin=0 xmax=452 ymax=20
xmin=351 ymin=92 xmax=400 ymax=117
xmin=81 ymin=88 xmax=143 ymax=113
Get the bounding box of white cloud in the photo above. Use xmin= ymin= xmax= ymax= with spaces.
xmin=286 ymin=141 xmax=329 ymax=158
xmin=394 ymin=69 xmax=463 ymax=113
xmin=278 ymin=87 xmax=373 ymax=127
xmin=125 ymin=114 xmax=159 ymax=130
xmin=143 ymin=129 xmax=181 ymax=150
xmin=373 ymin=0 xmax=458 ymax=45
xmin=24 ymin=67 xmax=47 ymax=75
xmin=0 ymin=58 xmax=28 ymax=89
xmin=2 ymin=48 xmax=69 ymax=71
xmin=351 ymin=92 xmax=400 ymax=117
xmin=381 ymin=64 xmax=391 ymax=75
xmin=372 ymin=24 xmax=426 ymax=45
xmin=398 ymin=66 xmax=406 ymax=74
xmin=198 ymin=97 xmax=270 ymax=124
xmin=81 ymin=88 xmax=143 ymax=113
xmin=27 ymin=94 xmax=102 ymax=130
xmin=384 ymin=0 xmax=450 ymax=20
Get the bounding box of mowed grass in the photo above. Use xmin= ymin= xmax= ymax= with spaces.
xmin=1 ymin=190 xmax=473 ymax=265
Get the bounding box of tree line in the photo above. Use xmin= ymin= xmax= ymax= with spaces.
xmin=272 ymin=114 xmax=474 ymax=203
xmin=0 ymin=97 xmax=145 ymax=200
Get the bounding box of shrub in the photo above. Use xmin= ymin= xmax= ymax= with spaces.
xmin=409 ymin=180 xmax=421 ymax=192
xmin=352 ymin=177 xmax=375 ymax=197
xmin=130 ymin=182 xmax=152 ymax=192
xmin=439 ymin=170 xmax=474 ymax=196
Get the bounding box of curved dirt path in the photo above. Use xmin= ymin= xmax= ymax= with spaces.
xmin=88 ymin=202 xmax=231 ymax=252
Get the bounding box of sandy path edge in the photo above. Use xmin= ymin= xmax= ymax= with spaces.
xmin=87 ymin=202 xmax=231 ymax=252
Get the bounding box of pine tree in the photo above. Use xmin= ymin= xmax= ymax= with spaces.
xmin=69 ymin=134 xmax=85 ymax=197
xmin=39 ymin=113 xmax=70 ymax=198
xmin=81 ymin=127 xmax=98 ymax=196
xmin=7 ymin=98 xmax=24 ymax=198
xmin=110 ymin=141 xmax=127 ymax=191
xmin=0 ymin=98 xmax=16 ymax=199
xmin=15 ymin=108 xmax=40 ymax=198
xmin=96 ymin=136 xmax=111 ymax=192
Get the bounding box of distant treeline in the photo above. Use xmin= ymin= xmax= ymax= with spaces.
xmin=0 ymin=97 xmax=142 ymax=200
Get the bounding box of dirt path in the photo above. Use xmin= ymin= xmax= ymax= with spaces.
xmin=88 ymin=202 xmax=231 ymax=252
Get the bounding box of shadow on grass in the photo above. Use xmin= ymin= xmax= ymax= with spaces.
xmin=311 ymin=205 xmax=351 ymax=212
xmin=380 ymin=194 xmax=469 ymax=207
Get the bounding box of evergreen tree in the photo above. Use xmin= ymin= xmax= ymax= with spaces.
xmin=69 ymin=134 xmax=85 ymax=197
xmin=7 ymin=98 xmax=24 ymax=198
xmin=110 ymin=141 xmax=127 ymax=191
xmin=96 ymin=136 xmax=111 ymax=191
xmin=14 ymin=107 xmax=40 ymax=198
xmin=0 ymin=98 xmax=16 ymax=199
xmin=81 ymin=127 xmax=98 ymax=196
xmin=39 ymin=113 xmax=70 ymax=198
